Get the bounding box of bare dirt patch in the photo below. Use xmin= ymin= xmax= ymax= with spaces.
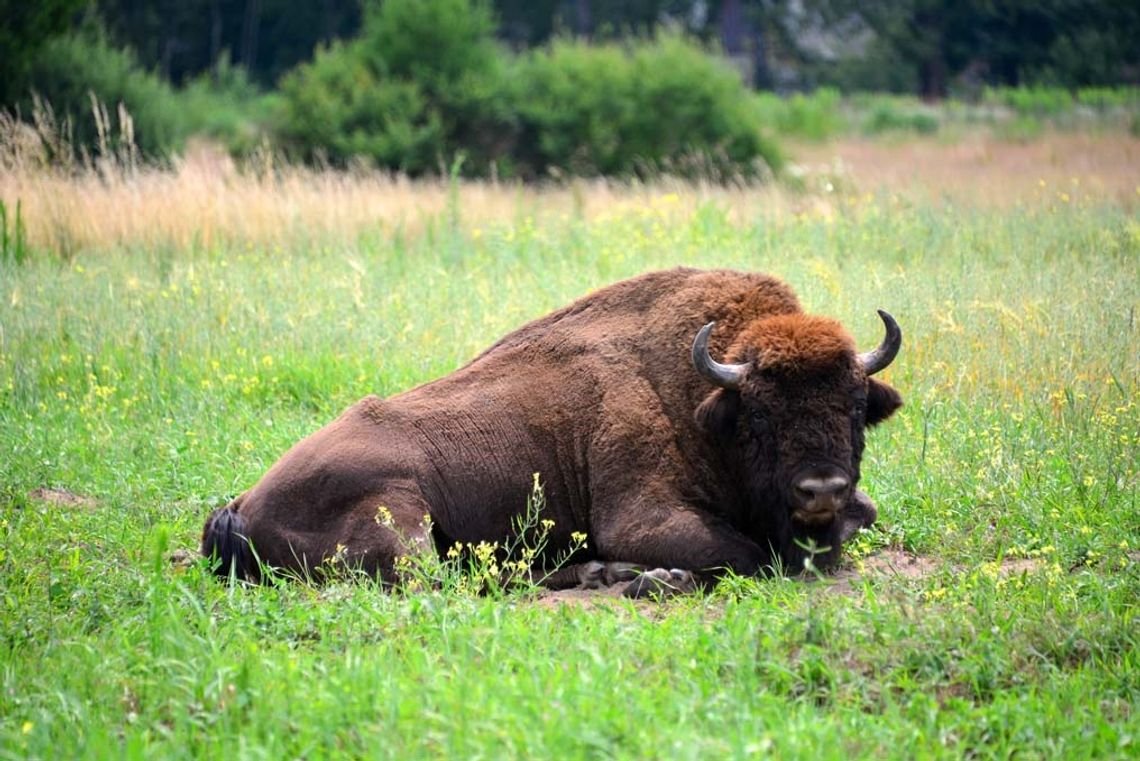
xmin=532 ymin=549 xmax=1047 ymax=605
xmin=27 ymin=487 xmax=96 ymax=508
xmin=168 ymin=549 xmax=197 ymax=568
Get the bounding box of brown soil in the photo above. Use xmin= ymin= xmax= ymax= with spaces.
xmin=27 ymin=487 xmax=96 ymax=508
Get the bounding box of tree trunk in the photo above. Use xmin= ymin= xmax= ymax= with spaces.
xmin=210 ymin=0 xmax=222 ymax=78
xmin=575 ymin=0 xmax=591 ymax=38
xmin=719 ymin=0 xmax=745 ymax=54
xmin=241 ymin=0 xmax=261 ymax=69
xmin=919 ymin=56 xmax=947 ymax=100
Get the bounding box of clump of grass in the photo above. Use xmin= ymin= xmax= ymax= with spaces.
xmin=0 ymin=198 xmax=29 ymax=264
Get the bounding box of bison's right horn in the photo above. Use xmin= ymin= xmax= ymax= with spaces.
xmin=857 ymin=310 xmax=902 ymax=376
xmin=692 ymin=322 xmax=750 ymax=390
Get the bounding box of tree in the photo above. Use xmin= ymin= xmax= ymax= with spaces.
xmin=0 ymin=0 xmax=86 ymax=104
xmin=95 ymin=0 xmax=362 ymax=86
xmin=798 ymin=0 xmax=1140 ymax=97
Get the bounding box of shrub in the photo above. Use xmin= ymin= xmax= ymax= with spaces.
xmin=627 ymin=35 xmax=781 ymax=176
xmin=514 ymin=40 xmax=635 ymax=175
xmin=178 ymin=57 xmax=276 ymax=155
xmin=276 ymin=0 xmax=514 ymax=174
xmin=754 ymin=88 xmax=845 ymax=141
xmin=516 ymin=34 xmax=780 ymax=178
xmin=21 ymin=30 xmax=184 ymax=158
xmin=1076 ymin=86 xmax=1140 ymax=111
xmin=277 ymin=11 xmax=779 ymax=179
xmin=357 ymin=0 xmax=498 ymax=86
xmin=277 ymin=40 xmax=443 ymax=172
xmin=859 ymin=96 xmax=940 ymax=135
xmin=983 ymin=86 xmax=1074 ymax=117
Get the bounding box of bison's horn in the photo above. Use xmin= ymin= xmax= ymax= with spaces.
xmin=692 ymin=322 xmax=750 ymax=390
xmin=857 ymin=310 xmax=901 ymax=376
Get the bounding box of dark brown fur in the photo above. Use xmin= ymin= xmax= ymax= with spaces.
xmin=202 ymin=268 xmax=902 ymax=588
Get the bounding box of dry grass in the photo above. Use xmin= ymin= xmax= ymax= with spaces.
xmin=0 ymin=142 xmax=786 ymax=257
xmin=3 ymin=132 xmax=1136 ymax=258
xmin=795 ymin=132 xmax=1140 ymax=206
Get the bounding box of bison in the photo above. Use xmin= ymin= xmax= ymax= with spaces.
xmin=202 ymin=268 xmax=902 ymax=596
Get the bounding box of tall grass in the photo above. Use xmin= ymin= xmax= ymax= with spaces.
xmin=0 ymin=142 xmax=1137 ymax=756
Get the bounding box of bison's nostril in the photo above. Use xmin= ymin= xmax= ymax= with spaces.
xmin=794 ymin=475 xmax=850 ymax=504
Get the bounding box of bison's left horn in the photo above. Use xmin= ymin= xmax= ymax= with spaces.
xmin=857 ymin=310 xmax=901 ymax=376
xmin=692 ymin=322 xmax=750 ymax=390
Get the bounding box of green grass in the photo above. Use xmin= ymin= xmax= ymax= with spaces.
xmin=1 ymin=191 xmax=1138 ymax=757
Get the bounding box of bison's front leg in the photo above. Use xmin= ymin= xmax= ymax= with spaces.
xmin=591 ymin=487 xmax=772 ymax=599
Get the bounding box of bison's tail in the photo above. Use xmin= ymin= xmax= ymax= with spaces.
xmin=201 ymin=500 xmax=255 ymax=581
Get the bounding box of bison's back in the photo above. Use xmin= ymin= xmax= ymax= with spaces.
xmin=465 ymin=267 xmax=800 ymax=369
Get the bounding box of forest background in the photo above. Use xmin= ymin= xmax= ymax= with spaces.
xmin=4 ymin=0 xmax=1139 ymax=177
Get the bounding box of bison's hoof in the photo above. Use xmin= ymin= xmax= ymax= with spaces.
xmin=577 ymin=561 xmax=607 ymax=589
xmin=622 ymin=568 xmax=696 ymax=599
xmin=602 ymin=562 xmax=642 ymax=585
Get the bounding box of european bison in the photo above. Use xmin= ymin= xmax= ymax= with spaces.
xmin=202 ymin=268 xmax=902 ymax=596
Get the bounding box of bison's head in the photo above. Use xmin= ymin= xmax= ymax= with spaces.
xmin=692 ymin=312 xmax=902 ymax=528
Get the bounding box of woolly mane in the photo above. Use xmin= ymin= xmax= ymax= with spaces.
xmin=730 ymin=314 xmax=856 ymax=374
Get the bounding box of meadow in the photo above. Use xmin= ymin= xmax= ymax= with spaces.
xmin=1 ymin=132 xmax=1138 ymax=758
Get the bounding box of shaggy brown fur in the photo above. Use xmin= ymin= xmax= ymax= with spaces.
xmin=202 ymin=268 xmax=902 ymax=594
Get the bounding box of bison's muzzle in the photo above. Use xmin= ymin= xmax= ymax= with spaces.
xmin=791 ymin=469 xmax=851 ymax=525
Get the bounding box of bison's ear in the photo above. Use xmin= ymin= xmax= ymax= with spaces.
xmin=695 ymin=389 xmax=741 ymax=440
xmin=866 ymin=378 xmax=903 ymax=426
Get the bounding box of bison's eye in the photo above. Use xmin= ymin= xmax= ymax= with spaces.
xmin=749 ymin=410 xmax=770 ymax=436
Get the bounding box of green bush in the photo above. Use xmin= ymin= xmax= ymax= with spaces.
xmin=179 ymin=58 xmax=276 ymax=155
xmin=277 ymin=8 xmax=778 ymax=179
xmin=516 ymin=34 xmax=780 ymax=178
xmin=626 ymin=36 xmax=780 ymax=176
xmin=277 ymin=40 xmax=444 ymax=172
xmin=754 ymin=88 xmax=845 ymax=141
xmin=1076 ymin=86 xmax=1140 ymax=111
xmin=357 ymin=0 xmax=499 ymax=86
xmin=276 ymin=0 xmax=515 ymax=174
xmin=859 ymin=96 xmax=940 ymax=135
xmin=983 ymin=86 xmax=1074 ymax=117
xmin=514 ymin=40 xmax=635 ymax=175
xmin=22 ymin=30 xmax=184 ymax=158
